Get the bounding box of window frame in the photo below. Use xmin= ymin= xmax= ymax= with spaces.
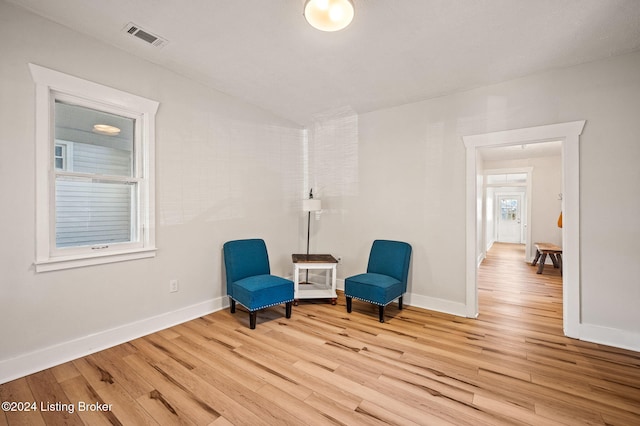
xmin=30 ymin=63 xmax=159 ymax=272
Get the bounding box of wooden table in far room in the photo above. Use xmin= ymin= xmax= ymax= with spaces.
xmin=531 ymin=242 xmax=563 ymax=275
xmin=292 ymin=254 xmax=338 ymax=305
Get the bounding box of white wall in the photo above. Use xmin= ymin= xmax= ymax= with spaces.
xmin=0 ymin=1 xmax=304 ymax=382
xmin=313 ymin=51 xmax=640 ymax=346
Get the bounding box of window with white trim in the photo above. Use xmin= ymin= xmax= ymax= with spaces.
xmin=30 ymin=64 xmax=159 ymax=272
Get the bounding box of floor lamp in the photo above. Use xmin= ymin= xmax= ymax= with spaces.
xmin=302 ymin=189 xmax=322 ymax=282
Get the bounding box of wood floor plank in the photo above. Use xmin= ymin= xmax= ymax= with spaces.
xmin=58 ymin=375 xmax=123 ymax=426
xmin=231 ymin=340 xmax=363 ymax=411
xmin=472 ymin=393 xmax=561 ymax=425
xmin=354 ymin=400 xmax=423 ymax=426
xmin=49 ymin=361 xmax=80 ymax=384
xmin=25 ymin=370 xmax=83 ymax=425
xmin=135 ymin=390 xmax=197 ymax=426
xmin=122 ymin=353 xmax=221 ymax=425
xmin=86 ymin=350 xmax=154 ymax=400
xmin=150 ymin=356 xmax=272 ymax=426
xmin=88 ymin=380 xmax=159 ymax=425
xmin=0 ymin=378 xmax=45 ymax=426
xmin=255 ymin=383 xmax=343 ymax=426
xmin=294 ymin=359 xmax=457 ymax=425
xmin=1 ymin=242 xmax=639 ymax=425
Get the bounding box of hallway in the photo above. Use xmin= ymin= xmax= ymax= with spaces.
xmin=478 ymin=242 xmax=563 ymax=334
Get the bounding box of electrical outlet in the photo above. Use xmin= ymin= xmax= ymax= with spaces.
xmin=169 ymin=279 xmax=179 ymax=293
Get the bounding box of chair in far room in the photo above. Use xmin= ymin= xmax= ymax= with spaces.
xmin=223 ymin=238 xmax=294 ymax=329
xmin=345 ymin=239 xmax=412 ymax=323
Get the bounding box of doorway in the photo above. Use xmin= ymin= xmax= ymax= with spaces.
xmin=483 ymin=168 xmax=532 ymax=260
xmin=463 ymin=121 xmax=585 ymax=338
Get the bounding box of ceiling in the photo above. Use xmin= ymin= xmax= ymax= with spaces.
xmin=10 ymin=0 xmax=640 ymax=126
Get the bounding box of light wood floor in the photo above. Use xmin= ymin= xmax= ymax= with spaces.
xmin=2 ymin=243 xmax=639 ymax=425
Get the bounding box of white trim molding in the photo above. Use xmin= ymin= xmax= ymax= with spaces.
xmin=463 ymin=121 xmax=585 ymax=339
xmin=405 ymin=293 xmax=468 ymax=318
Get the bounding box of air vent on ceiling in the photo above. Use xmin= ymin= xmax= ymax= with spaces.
xmin=123 ymin=22 xmax=168 ymax=48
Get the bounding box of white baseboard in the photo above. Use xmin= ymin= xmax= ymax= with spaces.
xmin=405 ymin=292 xmax=468 ymax=317
xmin=0 ymin=297 xmax=227 ymax=385
xmin=576 ymin=323 xmax=640 ymax=352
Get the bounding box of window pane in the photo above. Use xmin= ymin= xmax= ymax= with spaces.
xmin=54 ymin=101 xmax=134 ymax=177
xmin=500 ymin=198 xmax=518 ymax=221
xmin=55 ymin=177 xmax=136 ymax=248
xmin=506 ymin=173 xmax=527 ymax=183
xmin=486 ymin=174 xmax=506 ymax=184
xmin=487 ymin=173 xmax=527 ymax=184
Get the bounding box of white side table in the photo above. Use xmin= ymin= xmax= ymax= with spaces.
xmin=292 ymin=254 xmax=338 ymax=305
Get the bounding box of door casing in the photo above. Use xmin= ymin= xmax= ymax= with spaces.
xmin=463 ymin=121 xmax=585 ymax=339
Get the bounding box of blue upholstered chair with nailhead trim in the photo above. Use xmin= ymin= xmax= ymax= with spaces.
xmin=223 ymin=239 xmax=294 ymax=329
xmin=345 ymin=240 xmax=412 ymax=323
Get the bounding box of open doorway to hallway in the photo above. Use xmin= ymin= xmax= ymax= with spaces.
xmin=463 ymin=120 xmax=585 ymax=338
xmin=482 ymin=167 xmax=533 ymax=261
xmin=477 ymin=142 xmax=562 ymax=315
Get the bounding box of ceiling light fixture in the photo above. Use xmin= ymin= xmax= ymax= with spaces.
xmin=92 ymin=124 xmax=121 ymax=136
xmin=304 ymin=0 xmax=355 ymax=32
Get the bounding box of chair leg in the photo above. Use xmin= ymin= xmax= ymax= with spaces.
xmin=249 ymin=311 xmax=257 ymax=329
xmin=285 ymin=301 xmax=292 ymax=318
xmin=346 ymin=297 xmax=352 ymax=313
xmin=398 ymin=296 xmax=403 ymax=310
xmin=230 ymin=299 xmax=236 ymax=313
xmin=378 ymin=305 xmax=385 ymax=323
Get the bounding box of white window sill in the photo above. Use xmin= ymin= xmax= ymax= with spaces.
xmin=34 ymin=247 xmax=157 ymax=272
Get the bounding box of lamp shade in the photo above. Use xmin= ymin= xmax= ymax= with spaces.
xmin=303 ymin=199 xmax=322 ymax=212
xmin=304 ymin=0 xmax=354 ymax=32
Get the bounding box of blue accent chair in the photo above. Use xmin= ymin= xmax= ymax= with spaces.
xmin=345 ymin=240 xmax=412 ymax=323
xmin=223 ymin=239 xmax=294 ymax=329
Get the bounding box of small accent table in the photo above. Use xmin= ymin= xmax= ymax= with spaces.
xmin=292 ymin=254 xmax=338 ymax=305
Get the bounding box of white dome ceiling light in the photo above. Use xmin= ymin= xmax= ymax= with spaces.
xmin=304 ymin=0 xmax=355 ymax=32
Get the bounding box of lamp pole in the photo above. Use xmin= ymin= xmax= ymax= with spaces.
xmin=306 ymin=188 xmax=313 ymax=256
xmin=305 ymin=188 xmax=316 ymax=283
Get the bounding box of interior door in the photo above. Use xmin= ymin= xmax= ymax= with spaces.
xmin=497 ymin=194 xmax=523 ymax=243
